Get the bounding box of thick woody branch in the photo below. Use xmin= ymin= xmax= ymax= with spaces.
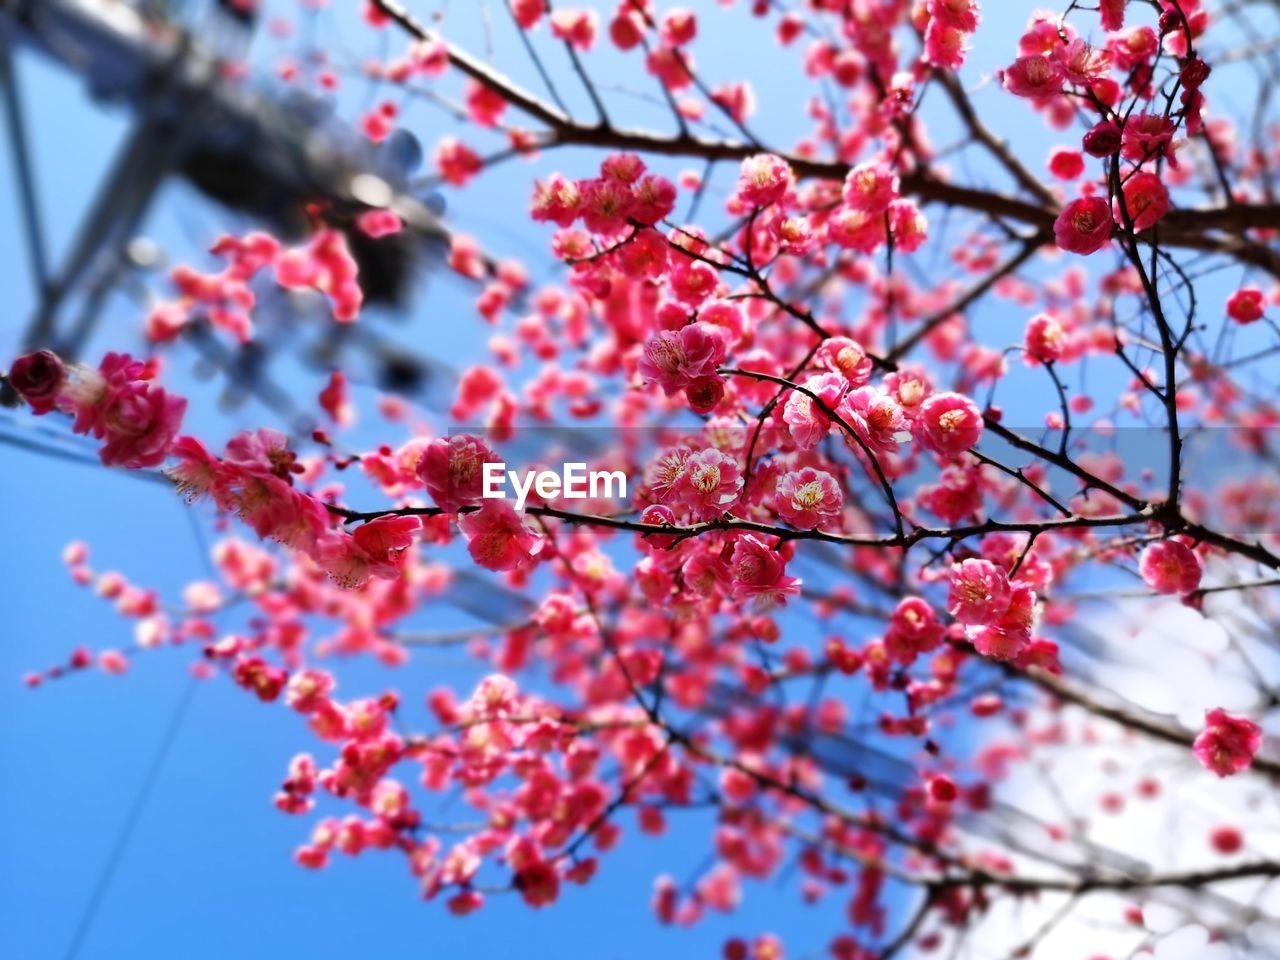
xmin=1020 ymin=664 xmax=1280 ymax=781
xmin=791 ymin=819 xmax=1280 ymax=894
xmin=932 ymin=68 xmax=1059 ymax=209
xmin=373 ymin=0 xmax=1280 ymax=276
xmin=886 ymin=233 xmax=1047 ymax=363
xmin=325 ymin=500 xmax=1152 ymax=550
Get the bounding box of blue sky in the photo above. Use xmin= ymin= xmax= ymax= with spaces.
xmin=1 ymin=2 xmax=1267 ymax=958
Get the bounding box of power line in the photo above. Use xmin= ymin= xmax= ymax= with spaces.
xmin=60 ymin=675 xmax=200 ymax=960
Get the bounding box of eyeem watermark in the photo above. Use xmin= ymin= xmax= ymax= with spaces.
xmin=483 ymin=462 xmax=628 ymax=511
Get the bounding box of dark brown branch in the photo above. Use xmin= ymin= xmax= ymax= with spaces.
xmin=370 ymin=0 xmax=1280 ymax=276
xmin=886 ymin=233 xmax=1047 ymax=363
xmin=1020 ymin=664 xmax=1280 ymax=781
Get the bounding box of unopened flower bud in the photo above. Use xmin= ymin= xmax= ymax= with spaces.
xmin=8 ymin=349 xmax=66 ymax=413
xmin=1180 ymin=58 xmax=1211 ymax=89
xmin=1082 ymin=121 xmax=1123 ymax=157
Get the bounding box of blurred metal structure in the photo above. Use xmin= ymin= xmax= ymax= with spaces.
xmin=0 ymin=0 xmax=450 ymax=361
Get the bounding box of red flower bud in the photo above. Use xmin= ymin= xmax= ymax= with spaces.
xmin=1210 ymin=825 xmax=1244 ymax=855
xmin=1082 ymin=121 xmax=1123 ymax=157
xmin=685 ymin=375 xmax=726 ymax=415
xmin=1180 ymin=58 xmax=1211 ymax=89
xmin=8 ymin=349 xmax=66 ymax=413
xmin=929 ymin=775 xmax=959 ymax=803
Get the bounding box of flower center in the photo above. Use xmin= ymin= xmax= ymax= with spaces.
xmin=650 ymin=339 xmax=685 ymax=374
xmin=869 ymin=401 xmax=895 ymax=431
xmin=794 ymin=481 xmax=823 ymax=509
xmin=693 ymin=465 xmax=721 ymax=492
xmin=938 ymin=409 xmax=967 ymax=433
xmin=837 ymin=346 xmax=863 ymax=372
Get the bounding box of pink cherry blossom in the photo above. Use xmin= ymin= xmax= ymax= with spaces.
xmin=356 ymin=209 xmax=403 ymax=238
xmin=600 ymin=153 xmax=645 ymax=184
xmin=637 ymin=322 xmax=727 ymax=397
xmin=675 ymin=448 xmax=743 ymax=520
xmin=967 ymin=582 xmax=1036 ymax=661
xmin=923 ymin=20 xmax=968 ymax=69
xmin=457 ymin=500 xmax=545 ymax=572
xmin=889 ymin=200 xmax=929 ymax=252
xmin=352 ymin=515 xmax=421 ymax=575
xmin=1139 ymin=540 xmax=1202 ymax=595
xmin=644 ymin=445 xmax=693 ymax=502
xmin=609 ymin=9 xmax=645 ymax=49
xmin=549 ymin=9 xmax=597 ymax=51
xmin=735 ymin=154 xmax=793 ymax=209
xmin=669 ymin=261 xmax=719 ymax=306
xmin=464 ymin=80 xmax=508 ymax=127
xmin=659 ymin=9 xmax=697 ymax=47
xmin=1121 ymin=114 xmax=1177 ymax=163
xmin=225 ymin=428 xmax=297 ymax=479
xmin=1194 ymin=709 xmax=1263 ymax=777
xmin=948 ymin=558 xmax=1012 ymax=626
xmin=1112 ymin=26 xmax=1159 ymax=70
xmin=917 ymin=392 xmax=983 ymax=458
xmin=1054 ymin=39 xmax=1111 ymax=85
xmin=510 ymin=0 xmax=546 ymax=29
xmin=884 ymin=597 xmax=945 ymax=664
xmin=827 ymin=206 xmax=886 ymax=253
xmin=729 ymin=535 xmax=801 ymax=606
xmin=919 ymin=465 xmax=983 ymax=523
xmin=928 ymin=0 xmax=980 ymax=32
xmin=1181 ymin=58 xmax=1211 ymax=90
xmin=842 ymin=161 xmax=898 ymax=214
xmin=1227 ymin=288 xmax=1266 ymax=324
xmin=840 ymin=386 xmax=908 ymax=456
xmin=782 ymin=373 xmax=846 ymax=451
xmin=273 ymin=229 xmax=363 ymax=322
xmin=516 ymin=861 xmax=561 ymax=908
xmin=1118 ymin=172 xmax=1171 ymax=231
xmin=81 ymin=353 xmax=187 ymax=469
xmin=233 ymin=656 xmax=288 ymax=702
xmin=1099 ymin=0 xmax=1125 ymax=30
xmin=685 ymin=376 xmax=725 ymax=414
xmin=1054 ymin=197 xmax=1113 ymax=255
xmin=1209 ymin=826 xmax=1244 ymax=855
xmin=630 ymin=174 xmax=677 ymax=226
xmin=319 ymin=370 xmax=353 ymax=426
xmin=1047 ymin=148 xmax=1084 ymax=180
xmin=579 ymin=178 xmax=633 ymax=235
xmin=531 ymin=174 xmax=583 ymax=227
xmin=1001 ymin=55 xmax=1064 ymax=98
xmin=417 ymin=435 xmax=501 ymax=511
xmin=167 ymin=435 xmax=221 ymax=502
xmin=285 ymin=670 xmax=335 ymax=713
xmin=99 ymin=649 xmax=129 ymax=675
xmin=1024 ymin=313 xmax=1066 ymax=364
xmin=816 ymin=337 xmax=872 ymax=387
xmin=775 ymin=467 xmax=842 ymax=530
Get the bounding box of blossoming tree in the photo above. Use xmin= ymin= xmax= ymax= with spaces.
xmin=8 ymin=0 xmax=1280 ymax=956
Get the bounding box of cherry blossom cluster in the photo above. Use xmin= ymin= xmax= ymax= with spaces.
xmin=8 ymin=0 xmax=1280 ymax=956
xmin=9 ymin=349 xmax=185 ymax=469
xmin=147 ymin=228 xmax=363 ymax=345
